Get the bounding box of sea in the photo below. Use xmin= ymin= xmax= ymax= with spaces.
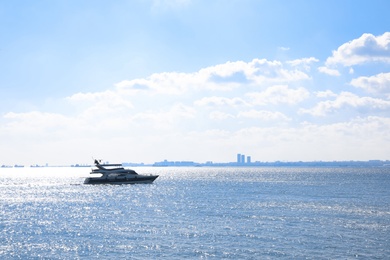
xmin=0 ymin=166 xmax=389 ymax=259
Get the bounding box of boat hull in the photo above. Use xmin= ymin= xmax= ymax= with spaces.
xmin=84 ymin=175 xmax=158 ymax=185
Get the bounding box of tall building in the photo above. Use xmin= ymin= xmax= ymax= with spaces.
xmin=237 ymin=153 xmax=252 ymax=164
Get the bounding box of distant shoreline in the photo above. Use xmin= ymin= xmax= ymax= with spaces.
xmin=2 ymin=160 xmax=389 ymax=168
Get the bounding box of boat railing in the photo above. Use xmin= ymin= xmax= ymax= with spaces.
xmin=97 ymin=164 xmax=122 ymax=167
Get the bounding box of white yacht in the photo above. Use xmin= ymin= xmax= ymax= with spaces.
xmin=84 ymin=160 xmax=158 ymax=185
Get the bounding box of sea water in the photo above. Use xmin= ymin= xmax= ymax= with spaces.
xmin=0 ymin=167 xmax=389 ymax=259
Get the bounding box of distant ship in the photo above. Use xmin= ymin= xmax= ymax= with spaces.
xmin=84 ymin=160 xmax=158 ymax=185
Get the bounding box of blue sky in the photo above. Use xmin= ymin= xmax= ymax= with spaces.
xmin=1 ymin=0 xmax=390 ymax=165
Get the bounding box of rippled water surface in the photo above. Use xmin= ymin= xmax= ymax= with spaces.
xmin=1 ymin=167 xmax=389 ymax=259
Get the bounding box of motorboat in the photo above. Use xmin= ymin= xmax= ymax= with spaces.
xmin=84 ymin=160 xmax=158 ymax=185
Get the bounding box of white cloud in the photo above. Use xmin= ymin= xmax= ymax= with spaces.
xmin=325 ymin=32 xmax=390 ymax=66
xmin=350 ymin=72 xmax=390 ymax=94
xmin=131 ymin=103 xmax=196 ymax=130
xmin=194 ymin=96 xmax=248 ymax=107
xmin=3 ymin=111 xmax=73 ymax=136
xmin=112 ymin=60 xmax=242 ymax=95
xmin=81 ymin=58 xmax=312 ymax=101
xmin=238 ymin=109 xmax=291 ymax=121
xmin=202 ymin=60 xmax=251 ymax=78
xmin=315 ymin=90 xmax=338 ymax=98
xmin=209 ymin=111 xmax=234 ymax=120
xmin=204 ymin=58 xmax=311 ymax=85
xmin=300 ymin=92 xmax=390 ymax=116
xmin=3 ymin=109 xmax=389 ymax=164
xmin=286 ymin=57 xmax=319 ymax=72
xmin=247 ymin=85 xmax=310 ymax=105
xmin=193 ymin=116 xmax=390 ymax=161
xmin=287 ymin=57 xmax=319 ymax=71
xmin=318 ymin=66 xmax=341 ymax=76
xmin=115 ymin=71 xmax=208 ymax=95
xmin=278 ymin=46 xmax=290 ymax=51
xmin=67 ymin=90 xmax=117 ymax=102
xmin=251 ymin=62 xmax=310 ymax=84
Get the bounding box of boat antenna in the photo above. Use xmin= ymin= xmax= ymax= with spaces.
xmin=92 ymin=157 xmax=100 ymax=165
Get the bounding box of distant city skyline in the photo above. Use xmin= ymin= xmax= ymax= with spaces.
xmin=2 ymin=154 xmax=389 ymax=168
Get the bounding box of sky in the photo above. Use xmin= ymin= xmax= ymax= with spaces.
xmin=1 ymin=0 xmax=390 ymax=165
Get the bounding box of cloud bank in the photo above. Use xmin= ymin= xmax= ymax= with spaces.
xmin=326 ymin=32 xmax=390 ymax=67
xmin=1 ymin=33 xmax=390 ymax=164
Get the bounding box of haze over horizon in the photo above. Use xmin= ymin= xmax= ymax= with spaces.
xmin=1 ymin=1 xmax=390 ymax=166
